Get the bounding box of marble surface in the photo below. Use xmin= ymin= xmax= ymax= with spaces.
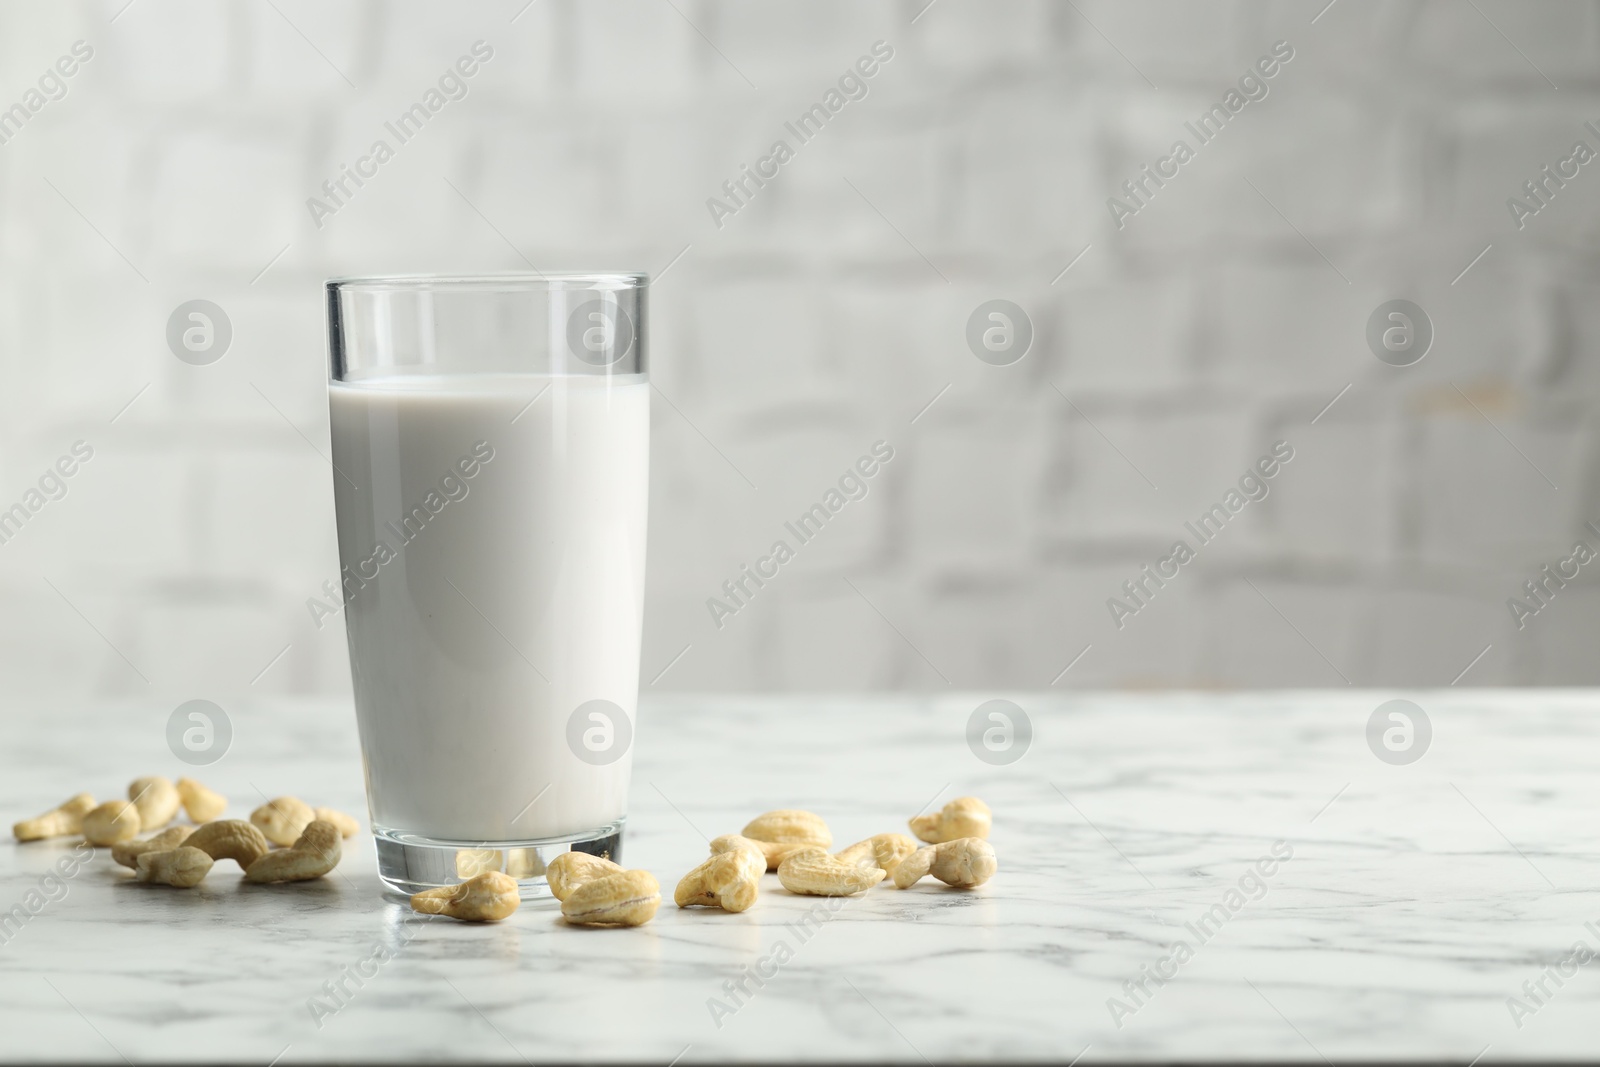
xmin=3 ymin=691 xmax=1599 ymax=1062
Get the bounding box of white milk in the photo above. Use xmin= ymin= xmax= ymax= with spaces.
xmin=328 ymin=373 xmax=649 ymax=842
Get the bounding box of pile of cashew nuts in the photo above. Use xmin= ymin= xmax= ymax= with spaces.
xmin=13 ymin=780 xmax=358 ymax=887
xmin=15 ymin=787 xmax=996 ymax=927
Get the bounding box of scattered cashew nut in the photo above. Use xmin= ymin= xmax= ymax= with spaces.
xmin=676 ymin=848 xmax=763 ymax=913
xmin=836 ymin=833 xmax=920 ymax=876
xmin=561 ymin=869 xmax=661 ymax=926
xmin=910 ymin=796 xmax=991 ymax=844
xmin=136 ymin=846 xmax=214 ymax=888
xmin=128 ymin=777 xmax=180 ymax=830
xmin=458 ymin=848 xmax=544 ymax=880
xmin=186 ymin=819 xmax=271 ymax=869
xmin=176 ymin=778 xmax=227 ymax=823
xmin=244 ymin=820 xmax=341 ymax=883
xmin=777 ymin=846 xmax=886 ymax=896
xmin=112 ymin=825 xmax=195 ymax=869
xmin=250 ymin=796 xmax=315 ymax=847
xmin=892 ymin=838 xmax=996 ymax=889
xmin=546 ymin=851 xmax=624 ymax=901
xmin=741 ymin=809 xmax=832 ymax=870
xmin=456 ymin=849 xmax=502 ymax=879
xmin=504 ymin=848 xmax=543 ymax=879
xmin=411 ymin=871 xmax=521 ymax=921
xmin=13 ymin=793 xmax=95 ymax=842
xmin=82 ymin=800 xmax=141 ymax=846
xmin=709 ymin=834 xmax=768 ymax=866
xmin=313 ymin=807 xmax=360 ymax=838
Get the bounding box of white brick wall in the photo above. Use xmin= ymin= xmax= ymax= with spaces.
xmin=0 ymin=0 xmax=1597 ymax=701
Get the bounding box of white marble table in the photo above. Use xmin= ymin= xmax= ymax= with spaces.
xmin=2 ymin=691 xmax=1598 ymax=1062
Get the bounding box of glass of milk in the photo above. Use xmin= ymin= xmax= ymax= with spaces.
xmin=325 ymin=273 xmax=648 ymax=899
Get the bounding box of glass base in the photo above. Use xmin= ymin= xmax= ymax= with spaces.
xmin=372 ymin=819 xmax=625 ymax=900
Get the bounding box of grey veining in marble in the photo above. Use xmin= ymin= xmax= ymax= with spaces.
xmin=2 ymin=691 xmax=1598 ymax=1062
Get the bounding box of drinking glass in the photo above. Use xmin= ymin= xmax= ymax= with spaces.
xmin=325 ymin=273 xmax=648 ymax=898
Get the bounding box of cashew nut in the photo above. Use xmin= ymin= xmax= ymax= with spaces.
xmin=82 ymin=800 xmax=141 ymax=845
xmin=313 ymin=807 xmax=360 ymax=838
xmin=457 ymin=848 xmax=544 ymax=880
xmin=676 ymin=848 xmax=763 ymax=913
xmin=709 ymin=834 xmax=768 ymax=866
xmin=561 ymin=869 xmax=661 ymax=926
xmin=546 ymin=851 xmax=624 ymax=901
xmin=741 ymin=809 xmax=832 ymax=870
xmin=112 ymin=825 xmax=195 ymax=869
xmin=244 ymin=820 xmax=341 ymax=883
xmin=250 ymin=796 xmax=315 ymax=847
xmin=175 ymin=778 xmax=226 ymax=823
xmin=892 ymin=838 xmax=996 ymax=889
xmin=909 ymin=796 xmax=991 ymax=844
xmin=186 ymin=819 xmax=271 ymax=869
xmin=505 ymin=848 xmax=543 ymax=879
xmin=455 ymin=849 xmax=501 ymax=879
xmin=135 ymin=846 xmax=214 ymax=888
xmin=128 ymin=777 xmax=180 ymax=830
xmin=13 ymin=793 xmax=95 ymax=841
xmin=411 ymin=871 xmax=521 ymax=921
xmin=777 ymin=846 xmax=885 ymax=896
xmin=836 ymin=833 xmax=919 ymax=876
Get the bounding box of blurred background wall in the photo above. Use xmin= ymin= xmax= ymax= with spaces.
xmin=0 ymin=0 xmax=1597 ymax=700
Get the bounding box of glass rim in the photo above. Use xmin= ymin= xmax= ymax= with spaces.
xmin=326 ymin=271 xmax=648 ymax=293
